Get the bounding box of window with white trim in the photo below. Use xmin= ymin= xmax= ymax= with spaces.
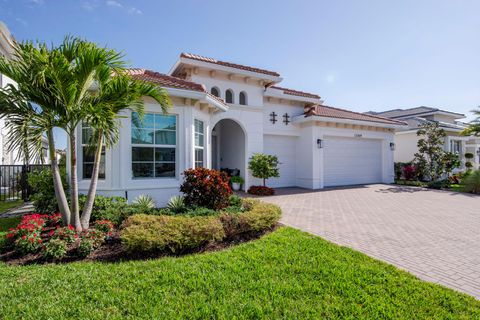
xmin=450 ymin=140 xmax=461 ymax=154
xmin=194 ymin=119 xmax=204 ymax=168
xmin=239 ymin=91 xmax=247 ymax=105
xmin=131 ymin=112 xmax=177 ymax=178
xmin=225 ymin=89 xmax=234 ymax=103
xmin=81 ymin=123 xmax=105 ymax=179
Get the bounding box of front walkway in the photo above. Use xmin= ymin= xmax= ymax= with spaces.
xmin=259 ymin=184 xmax=480 ymax=299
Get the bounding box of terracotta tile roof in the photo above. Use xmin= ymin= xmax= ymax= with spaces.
xmin=367 ymin=106 xmax=465 ymax=119
xmin=126 ymin=68 xmax=205 ymax=92
xmin=270 ymin=86 xmax=320 ymax=99
xmin=305 ymin=104 xmax=407 ymax=125
xmin=180 ymin=53 xmax=281 ymax=77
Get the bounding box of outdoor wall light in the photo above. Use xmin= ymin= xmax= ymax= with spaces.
xmin=390 ymin=142 xmax=395 ymax=151
xmin=317 ymin=139 xmax=323 ymax=149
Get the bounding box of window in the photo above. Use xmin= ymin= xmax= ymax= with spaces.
xmin=81 ymin=123 xmax=105 ymax=179
xmin=194 ymin=119 xmax=204 ymax=168
xmin=131 ymin=112 xmax=176 ymax=178
xmin=239 ymin=91 xmax=247 ymax=105
xmin=450 ymin=140 xmax=461 ymax=154
xmin=211 ymin=87 xmax=220 ymax=97
xmin=225 ymin=89 xmax=234 ymax=103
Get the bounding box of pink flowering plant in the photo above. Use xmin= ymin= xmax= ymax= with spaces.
xmin=49 ymin=225 xmax=78 ymax=244
xmin=94 ymin=220 xmax=114 ymax=236
xmin=14 ymin=232 xmax=43 ymax=254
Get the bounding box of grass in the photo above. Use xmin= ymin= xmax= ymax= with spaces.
xmin=0 ymin=216 xmax=21 ymax=232
xmin=0 ymin=200 xmax=23 ymax=214
xmin=0 ymin=227 xmax=479 ymax=319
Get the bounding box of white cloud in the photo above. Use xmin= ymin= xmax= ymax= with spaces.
xmin=82 ymin=1 xmax=99 ymax=11
xmin=15 ymin=17 xmax=28 ymax=27
xmin=106 ymin=0 xmax=123 ymax=8
xmin=30 ymin=0 xmax=44 ymax=5
xmin=127 ymin=7 xmax=142 ymax=15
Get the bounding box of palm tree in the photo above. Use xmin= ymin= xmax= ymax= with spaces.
xmin=462 ymin=106 xmax=480 ymax=137
xmin=79 ymin=72 xmax=170 ymax=229
xmin=0 ymin=37 xmax=170 ymax=230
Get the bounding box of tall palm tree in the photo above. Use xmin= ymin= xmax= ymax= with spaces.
xmin=79 ymin=71 xmax=170 ymax=229
xmin=0 ymin=37 xmax=171 ymax=230
xmin=462 ymin=106 xmax=480 ymax=137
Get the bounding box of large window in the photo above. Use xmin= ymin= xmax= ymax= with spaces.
xmin=450 ymin=140 xmax=461 ymax=154
xmin=81 ymin=123 xmax=105 ymax=179
xmin=131 ymin=112 xmax=177 ymax=178
xmin=194 ymin=119 xmax=204 ymax=168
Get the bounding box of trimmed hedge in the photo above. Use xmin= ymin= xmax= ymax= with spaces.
xmin=121 ymin=200 xmax=281 ymax=253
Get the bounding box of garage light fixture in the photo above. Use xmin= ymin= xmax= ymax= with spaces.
xmin=317 ymin=139 xmax=323 ymax=149
xmin=390 ymin=142 xmax=395 ymax=151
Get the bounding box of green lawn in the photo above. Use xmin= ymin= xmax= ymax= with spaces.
xmin=0 ymin=216 xmax=21 ymax=232
xmin=1 ymin=227 xmax=479 ymax=319
xmin=0 ymin=200 xmax=23 ymax=215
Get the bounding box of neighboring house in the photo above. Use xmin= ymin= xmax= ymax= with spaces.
xmin=0 ymin=21 xmax=49 ymax=165
xmin=368 ymin=107 xmax=480 ymax=169
xmin=74 ymin=53 xmax=405 ymax=205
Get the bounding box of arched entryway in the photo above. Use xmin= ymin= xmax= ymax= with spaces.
xmin=211 ymin=119 xmax=246 ymax=190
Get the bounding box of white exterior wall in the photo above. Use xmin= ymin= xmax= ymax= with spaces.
xmin=394 ymin=132 xmax=419 ymax=163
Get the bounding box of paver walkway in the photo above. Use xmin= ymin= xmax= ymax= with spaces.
xmin=260 ymin=184 xmax=480 ymax=299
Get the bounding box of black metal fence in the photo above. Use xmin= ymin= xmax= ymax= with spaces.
xmin=0 ymin=164 xmax=50 ymax=201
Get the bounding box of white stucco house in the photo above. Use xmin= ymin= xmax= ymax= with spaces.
xmin=368 ymin=107 xmax=480 ymax=170
xmin=75 ymin=53 xmax=406 ymax=205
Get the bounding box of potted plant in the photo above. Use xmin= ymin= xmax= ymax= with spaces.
xmin=230 ymin=176 xmax=244 ymax=191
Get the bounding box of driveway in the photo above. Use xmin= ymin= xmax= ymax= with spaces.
xmin=260 ymin=184 xmax=480 ymax=299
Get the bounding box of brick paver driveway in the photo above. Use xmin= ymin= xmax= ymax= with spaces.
xmin=260 ymin=184 xmax=480 ymax=299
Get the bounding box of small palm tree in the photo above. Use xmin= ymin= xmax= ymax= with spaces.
xmin=462 ymin=106 xmax=480 ymax=137
xmin=0 ymin=37 xmax=170 ymax=230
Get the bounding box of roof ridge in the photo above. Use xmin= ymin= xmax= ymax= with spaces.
xmin=270 ymin=85 xmax=320 ymax=99
xmin=180 ymin=52 xmax=281 ymax=77
xmin=308 ymin=104 xmax=407 ymax=125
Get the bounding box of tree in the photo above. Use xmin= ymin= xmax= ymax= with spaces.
xmin=248 ymin=153 xmax=280 ymax=187
xmin=462 ymin=106 xmax=480 ymax=137
xmin=0 ymin=37 xmax=170 ymax=231
xmin=413 ymin=122 xmax=447 ymax=181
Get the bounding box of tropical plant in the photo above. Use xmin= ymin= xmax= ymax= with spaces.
xmin=28 ymin=169 xmax=68 ymax=213
xmin=248 ymin=153 xmax=280 ymax=187
xmin=443 ymin=152 xmax=461 ymax=177
xmin=463 ymin=170 xmax=480 ymax=194
xmin=230 ymin=176 xmax=244 ymax=184
xmin=132 ymin=194 xmax=156 ymax=209
xmin=413 ymin=122 xmax=447 ymax=181
xmin=462 ymin=106 xmax=480 ymax=137
xmin=167 ymin=195 xmax=186 ymax=213
xmin=42 ymin=238 xmax=68 ymax=261
xmin=0 ymin=37 xmax=170 ymax=231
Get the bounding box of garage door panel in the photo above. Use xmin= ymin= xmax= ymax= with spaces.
xmin=324 ymin=136 xmax=382 ymax=187
xmin=264 ymin=135 xmax=297 ymax=188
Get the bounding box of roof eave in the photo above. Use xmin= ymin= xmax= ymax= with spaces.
xmin=164 ymin=87 xmax=228 ymax=112
xmin=293 ymin=115 xmax=406 ymax=129
xmin=169 ymin=57 xmax=283 ymax=83
xmin=264 ymin=88 xmax=322 ymax=104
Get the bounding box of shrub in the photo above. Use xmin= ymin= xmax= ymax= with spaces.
xmin=49 ymin=225 xmax=78 ymax=244
xmin=42 ymin=238 xmax=67 ymax=261
xmin=229 ymin=195 xmax=242 ymax=207
xmin=427 ymin=179 xmax=450 ymax=190
xmin=463 ymin=170 xmax=480 ymax=194
xmin=230 ymin=176 xmax=244 ymax=184
xmin=180 ymin=168 xmax=232 ymax=210
xmin=121 ymin=214 xmax=225 ymax=253
xmin=465 ymin=152 xmax=474 ymax=160
xmin=402 ymin=165 xmax=416 ymax=181
xmin=28 ymin=169 xmax=68 ymax=213
xmin=78 ymin=194 xmax=127 ymax=222
xmin=247 ymin=186 xmax=275 ymax=196
xmin=0 ymin=232 xmax=9 ymax=253
xmin=93 ymin=202 xmax=147 ymax=226
xmin=465 ymin=161 xmax=473 ymax=169
xmin=167 ymin=196 xmax=186 ymax=213
xmin=14 ymin=233 xmax=43 ymax=254
xmin=45 ymin=213 xmax=62 ymax=227
xmin=77 ymin=229 xmax=105 ymax=257
xmin=132 ymin=194 xmax=156 ymax=209
xmin=219 ymin=200 xmax=281 ymax=238
xmin=94 ymin=220 xmax=114 ymax=235
xmin=6 ymin=214 xmax=46 ymax=239
xmin=248 ymin=153 xmax=280 ymax=187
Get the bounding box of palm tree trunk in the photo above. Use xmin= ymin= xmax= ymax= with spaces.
xmin=69 ymin=132 xmax=82 ymax=231
xmin=47 ymin=129 xmax=71 ymax=225
xmin=80 ymin=129 xmax=103 ymax=229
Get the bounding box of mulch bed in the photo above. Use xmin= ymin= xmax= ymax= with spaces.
xmin=0 ymin=225 xmax=280 ymax=266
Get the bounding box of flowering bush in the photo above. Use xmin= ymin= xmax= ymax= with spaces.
xmin=49 ymin=225 xmax=78 ymax=244
xmin=94 ymin=220 xmax=114 ymax=235
xmin=247 ymin=186 xmax=275 ymax=196
xmin=45 ymin=213 xmax=62 ymax=227
xmin=14 ymin=233 xmax=43 ymax=254
xmin=6 ymin=214 xmax=47 ymax=240
xmin=42 ymin=238 xmax=67 ymax=261
xmin=180 ymin=168 xmax=232 ymax=210
xmin=77 ymin=229 xmax=105 ymax=257
xmin=402 ymin=165 xmax=416 ymax=181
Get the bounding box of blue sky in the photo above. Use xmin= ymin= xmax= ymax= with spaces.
xmin=1 ymin=0 xmax=479 ymax=148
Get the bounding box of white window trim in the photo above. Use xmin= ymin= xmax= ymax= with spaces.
xmin=131 ymin=112 xmax=178 ymax=179
xmin=81 ymin=123 xmax=105 ymax=180
xmin=194 ymin=118 xmax=205 ymax=168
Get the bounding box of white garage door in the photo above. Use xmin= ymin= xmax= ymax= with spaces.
xmin=324 ymin=136 xmax=383 ymax=187
xmin=263 ymin=135 xmax=297 ymax=188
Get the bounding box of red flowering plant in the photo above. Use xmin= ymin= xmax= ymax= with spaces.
xmin=180 ymin=168 xmax=232 ymax=210
xmin=77 ymin=229 xmax=105 ymax=257
xmin=49 ymin=225 xmax=78 ymax=244
xmin=45 ymin=213 xmax=62 ymax=227
xmin=94 ymin=220 xmax=114 ymax=236
xmin=247 ymin=185 xmax=275 ymax=196
xmin=14 ymin=232 xmax=43 ymax=254
xmin=6 ymin=214 xmax=46 ymax=240
xmin=402 ymin=165 xmax=417 ymax=181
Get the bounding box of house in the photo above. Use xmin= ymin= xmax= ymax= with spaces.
xmin=75 ymin=53 xmax=406 ymax=205
xmin=368 ymin=107 xmax=480 ymax=169
xmin=0 ymin=21 xmax=49 ymax=165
